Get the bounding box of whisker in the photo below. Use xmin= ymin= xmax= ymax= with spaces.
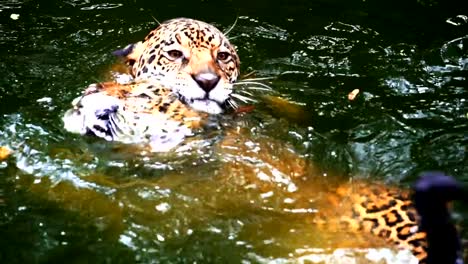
xmin=151 ymin=15 xmax=161 ymax=26
xmin=242 ymin=71 xmax=257 ymax=79
xmin=224 ymin=16 xmax=239 ymax=36
xmin=241 ymin=77 xmax=276 ymax=81
xmin=227 ymin=98 xmax=238 ymax=109
xmin=225 ymin=97 xmax=235 ymax=109
xmin=238 ymin=90 xmax=254 ymax=96
xmin=234 ymin=81 xmax=273 ymax=90
xmin=236 ymin=81 xmax=271 ymax=87
xmin=227 ymin=36 xmax=241 ymax=41
xmin=231 ymin=93 xmax=257 ymax=103
xmin=242 ymin=86 xmax=273 ymax=92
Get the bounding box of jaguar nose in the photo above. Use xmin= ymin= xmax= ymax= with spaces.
xmin=192 ymin=72 xmax=220 ymax=93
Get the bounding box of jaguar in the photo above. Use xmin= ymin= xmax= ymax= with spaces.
xmin=62 ymin=17 xmax=451 ymax=263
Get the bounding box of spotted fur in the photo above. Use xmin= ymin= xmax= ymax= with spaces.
xmin=316 ymin=182 xmax=428 ymax=262
xmin=63 ymin=81 xmax=201 ymax=152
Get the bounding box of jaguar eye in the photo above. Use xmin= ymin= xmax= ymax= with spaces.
xmin=167 ymin=50 xmax=183 ymax=60
xmin=217 ymin=52 xmax=230 ymax=61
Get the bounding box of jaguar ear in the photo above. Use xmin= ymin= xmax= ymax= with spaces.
xmin=112 ymin=41 xmax=144 ymax=65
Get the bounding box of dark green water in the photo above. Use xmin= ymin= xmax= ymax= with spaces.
xmin=0 ymin=0 xmax=467 ymax=263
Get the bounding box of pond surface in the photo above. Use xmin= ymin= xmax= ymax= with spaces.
xmin=0 ymin=0 xmax=467 ymax=263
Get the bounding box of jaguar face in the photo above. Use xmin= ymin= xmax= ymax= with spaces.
xmin=120 ymin=18 xmax=240 ymax=114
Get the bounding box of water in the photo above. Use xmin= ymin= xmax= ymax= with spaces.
xmin=0 ymin=0 xmax=467 ymax=263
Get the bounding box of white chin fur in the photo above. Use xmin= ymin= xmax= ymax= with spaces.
xmin=190 ymin=99 xmax=223 ymax=114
